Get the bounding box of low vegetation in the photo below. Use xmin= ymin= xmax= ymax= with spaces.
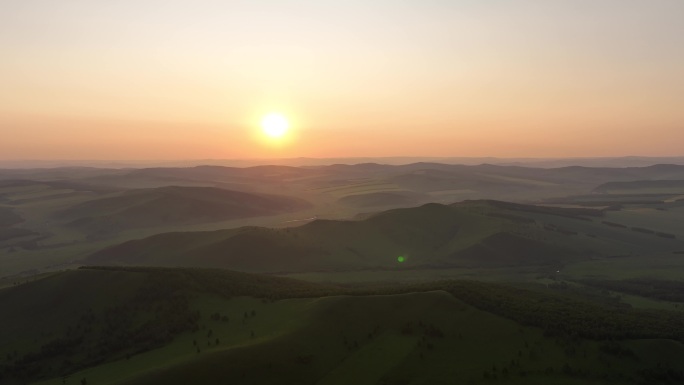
xmin=2 ymin=267 xmax=684 ymax=384
xmin=4 ymin=163 xmax=684 ymax=383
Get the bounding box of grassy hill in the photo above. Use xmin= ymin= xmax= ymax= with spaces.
xmin=1 ymin=267 xmax=684 ymax=384
xmin=55 ymin=186 xmax=311 ymax=237
xmin=0 ymin=267 xmax=334 ymax=384
xmin=86 ymin=200 xmax=684 ymax=273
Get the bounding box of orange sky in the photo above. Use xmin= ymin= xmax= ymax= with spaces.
xmin=2 ymin=1 xmax=683 ymax=160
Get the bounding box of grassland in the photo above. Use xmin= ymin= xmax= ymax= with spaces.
xmin=1 ymin=267 xmax=683 ymax=384
xmin=4 ymin=163 xmax=684 ymax=383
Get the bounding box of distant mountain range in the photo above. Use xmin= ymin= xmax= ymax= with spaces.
xmin=2 ymin=156 xmax=684 ymax=169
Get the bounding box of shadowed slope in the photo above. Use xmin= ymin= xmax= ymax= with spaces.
xmin=87 ymin=201 xmax=683 ymax=273
xmin=56 ymin=186 xmax=311 ymax=236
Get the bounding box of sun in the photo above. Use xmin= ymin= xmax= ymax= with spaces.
xmin=261 ymin=113 xmax=289 ymax=139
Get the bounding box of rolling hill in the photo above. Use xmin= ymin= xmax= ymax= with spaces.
xmin=6 ymin=162 xmax=684 ymax=279
xmin=3 ymin=267 xmax=684 ymax=385
xmin=87 ymin=200 xmax=684 ymax=273
xmin=55 ymin=186 xmax=311 ymax=237
xmin=0 ymin=267 xmax=334 ymax=384
xmin=31 ymin=162 xmax=684 ymax=203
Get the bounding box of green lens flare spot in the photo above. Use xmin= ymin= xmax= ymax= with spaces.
xmin=397 ymin=256 xmax=405 ymax=263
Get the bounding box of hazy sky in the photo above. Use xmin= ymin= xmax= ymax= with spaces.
xmin=2 ymin=0 xmax=683 ymax=160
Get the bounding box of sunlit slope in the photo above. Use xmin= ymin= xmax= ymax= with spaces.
xmin=56 ymin=186 xmax=311 ymax=236
xmin=87 ymin=200 xmax=684 ymax=273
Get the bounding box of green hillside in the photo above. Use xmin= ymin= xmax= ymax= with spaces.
xmin=0 ymin=267 xmax=333 ymax=384
xmin=87 ymin=200 xmax=684 ymax=273
xmin=1 ymin=267 xmax=683 ymax=384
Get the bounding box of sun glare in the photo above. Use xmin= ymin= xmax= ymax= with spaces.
xmin=261 ymin=113 xmax=289 ymax=139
